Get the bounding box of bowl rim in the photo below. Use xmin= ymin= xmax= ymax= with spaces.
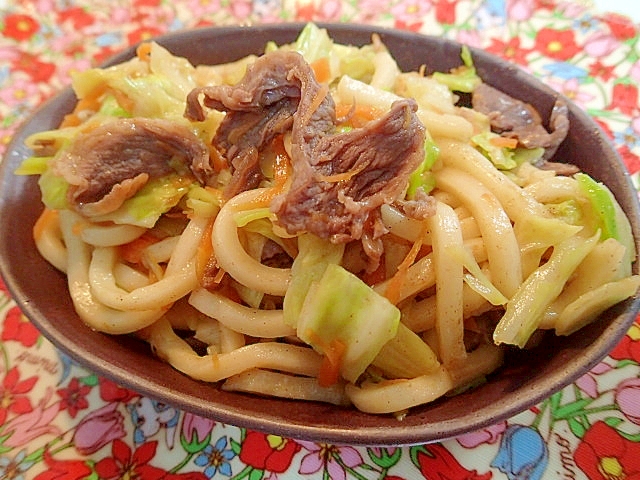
xmin=1 ymin=22 xmax=640 ymax=446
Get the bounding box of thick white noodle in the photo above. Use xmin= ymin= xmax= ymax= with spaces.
xmin=381 ymin=204 xmax=481 ymax=244
xmin=59 ymin=210 xmax=164 ymax=334
xmin=34 ymin=211 xmax=67 ymax=273
xmin=222 ymin=369 xmax=348 ymax=405
xmin=113 ymin=262 xmax=152 ymax=291
xmin=89 ymin=246 xmax=197 ymax=311
xmin=373 ymin=237 xmax=488 ymax=302
xmin=144 ymin=236 xmax=181 ymax=269
xmin=435 ymin=167 xmax=522 ymax=298
xmin=446 ymin=343 xmax=505 ymax=385
xmin=144 ymin=318 xmax=322 ymax=382
xmin=429 ymin=201 xmax=467 ymax=368
xmin=87 ymin=215 xmax=209 ymax=310
xmin=437 ymin=139 xmax=545 ymax=221
xmin=346 ymin=344 xmax=504 ymax=414
xmin=335 ymin=75 xmax=474 ymax=141
xmin=345 ymin=366 xmax=454 ymax=414
xmin=524 ymin=175 xmax=582 ymax=204
xmin=218 ymin=323 xmax=246 ymax=353
xmin=80 ymin=222 xmax=146 ymax=247
xmin=189 ymin=287 xmax=295 ymax=338
xmin=165 ymin=216 xmax=210 ymax=276
xmin=212 ymin=189 xmax=291 ymax=296
xmin=401 ymin=283 xmax=491 ymax=333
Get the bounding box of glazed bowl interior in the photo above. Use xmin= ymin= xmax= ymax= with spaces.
xmin=1 ymin=23 xmax=639 ymax=446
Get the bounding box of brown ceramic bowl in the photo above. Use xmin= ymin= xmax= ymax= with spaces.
xmin=1 ymin=23 xmax=639 ymax=446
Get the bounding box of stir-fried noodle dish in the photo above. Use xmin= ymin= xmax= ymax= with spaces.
xmin=18 ymin=24 xmax=640 ymax=415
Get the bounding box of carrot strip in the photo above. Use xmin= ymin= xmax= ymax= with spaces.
xmin=310 ymin=57 xmax=331 ymax=84
xmin=59 ymin=84 xmax=109 ymax=127
xmin=118 ymin=231 xmax=160 ymax=264
xmin=195 ymin=218 xmax=215 ymax=281
xmin=489 ymin=136 xmax=518 ymax=149
xmin=136 ymin=42 xmax=152 ymax=62
xmin=316 ymin=162 xmax=367 ymax=183
xmin=209 ymin=146 xmax=228 ymax=173
xmin=236 ymin=137 xmax=292 ymax=209
xmin=384 ymin=223 xmax=428 ymax=304
xmin=314 ymin=336 xmax=346 ymax=387
xmin=335 ymin=103 xmax=382 ymax=128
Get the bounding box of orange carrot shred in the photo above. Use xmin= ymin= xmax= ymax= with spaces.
xmin=237 ymin=137 xmax=292 ymax=209
xmin=118 ymin=231 xmax=160 ymax=264
xmin=489 ymin=136 xmax=518 ymax=149
xmin=335 ymin=103 xmax=383 ymax=128
xmin=136 ymin=42 xmax=152 ymax=61
xmin=195 ymin=218 xmax=215 ymax=281
xmin=384 ymin=222 xmax=429 ymax=304
xmin=310 ymin=57 xmax=331 ymax=84
xmin=318 ymin=339 xmax=346 ymax=387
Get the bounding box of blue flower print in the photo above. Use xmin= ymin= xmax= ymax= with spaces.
xmin=0 ymin=449 xmax=34 ymax=480
xmin=543 ymin=62 xmax=588 ymax=80
xmin=194 ymin=435 xmax=236 ymax=478
xmin=615 ymin=126 xmax=640 ymax=150
xmin=491 ymin=424 xmax=549 ymax=480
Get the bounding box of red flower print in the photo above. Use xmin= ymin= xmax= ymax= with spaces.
xmin=607 ymin=83 xmax=639 ymax=117
xmin=195 ymin=19 xmax=215 ymax=28
xmin=295 ymin=2 xmax=316 ymax=22
xmin=618 ymin=145 xmax=640 ymax=175
xmin=394 ymin=19 xmax=424 ymax=32
xmin=414 ymin=443 xmax=492 ymax=479
xmin=0 ymin=276 xmax=7 ymax=293
xmin=95 ymin=440 xmax=207 ymax=480
xmin=601 ymin=13 xmax=637 ymax=41
xmin=98 ymin=377 xmax=139 ymax=403
xmin=239 ymin=431 xmax=301 ymax=473
xmin=574 ymin=421 xmax=640 ymax=479
xmin=594 ymin=118 xmax=615 ymax=140
xmin=3 ymin=14 xmax=40 ymax=41
xmin=134 ymin=0 xmax=162 ymax=6
xmin=435 ymin=0 xmax=456 ymax=25
xmin=534 ymin=28 xmax=581 ymax=61
xmin=610 ymin=321 xmax=640 ymax=363
xmin=33 ymin=449 xmax=92 ymax=480
xmin=0 ymin=367 xmax=36 ymax=424
xmin=534 ymin=0 xmax=556 ymax=10
xmin=2 ymin=306 xmax=40 ymax=347
xmin=57 ymin=7 xmax=95 ymax=30
xmin=127 ymin=26 xmax=164 ymax=45
xmin=95 ymin=440 xmax=164 ymax=480
xmin=3 ymin=387 xmax=60 ymax=448
xmin=12 ymin=52 xmax=56 ymax=83
xmin=57 ymin=377 xmax=92 ymax=418
xmin=93 ymin=46 xmax=118 ymax=65
xmin=588 ymin=60 xmax=616 ymax=82
xmin=486 ymin=38 xmax=531 ymax=66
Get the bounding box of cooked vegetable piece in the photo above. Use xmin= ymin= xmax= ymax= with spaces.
xmin=297 ymin=263 xmax=400 ymax=383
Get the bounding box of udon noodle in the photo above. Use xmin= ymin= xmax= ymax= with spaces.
xmin=18 ymin=24 xmax=640 ymax=415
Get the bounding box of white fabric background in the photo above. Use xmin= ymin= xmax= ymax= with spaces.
xmin=591 ymin=0 xmax=639 ymax=21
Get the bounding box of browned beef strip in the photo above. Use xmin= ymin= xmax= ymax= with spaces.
xmin=53 ymin=117 xmax=210 ymax=217
xmin=186 ymin=51 xmax=329 ymax=199
xmin=472 ymin=83 xmax=569 ymax=161
xmin=276 ymin=98 xmax=426 ymax=242
xmin=185 ymin=50 xmax=426 ymax=243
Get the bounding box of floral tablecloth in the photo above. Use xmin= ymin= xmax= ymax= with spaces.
xmin=1 ymin=0 xmax=640 ymax=479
